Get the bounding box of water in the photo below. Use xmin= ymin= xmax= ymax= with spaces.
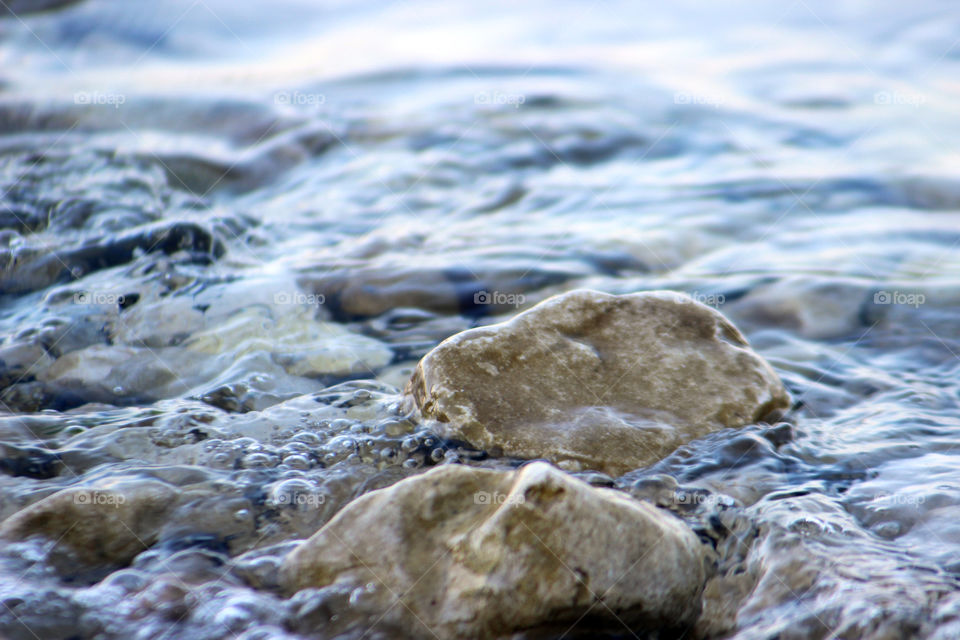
xmin=2 ymin=0 xmax=960 ymax=638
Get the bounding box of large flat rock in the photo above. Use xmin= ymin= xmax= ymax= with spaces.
xmin=404 ymin=289 xmax=790 ymax=475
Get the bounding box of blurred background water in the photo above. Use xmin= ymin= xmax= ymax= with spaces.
xmin=1 ymin=1 xmax=960 ymax=638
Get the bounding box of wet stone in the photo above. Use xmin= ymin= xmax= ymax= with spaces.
xmin=281 ymin=462 xmax=709 ymax=640
xmin=404 ymin=289 xmax=790 ymax=475
xmin=0 ymin=478 xmax=179 ymax=578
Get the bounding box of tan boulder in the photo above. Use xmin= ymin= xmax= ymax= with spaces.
xmin=280 ymin=462 xmax=708 ymax=639
xmin=0 ymin=478 xmax=179 ymax=571
xmin=404 ymin=289 xmax=790 ymax=475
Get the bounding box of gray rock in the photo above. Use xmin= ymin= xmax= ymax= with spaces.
xmin=404 ymin=289 xmax=790 ymax=475
xmin=280 ymin=461 xmax=708 ymax=639
xmin=37 ymin=343 xmax=204 ymax=404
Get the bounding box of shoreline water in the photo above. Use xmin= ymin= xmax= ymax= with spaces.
xmin=2 ymin=1 xmax=960 ymax=638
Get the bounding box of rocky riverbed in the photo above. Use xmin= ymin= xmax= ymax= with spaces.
xmin=3 ymin=1 xmax=960 ymax=639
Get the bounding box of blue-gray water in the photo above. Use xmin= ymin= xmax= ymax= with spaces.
xmin=2 ymin=1 xmax=960 ymax=638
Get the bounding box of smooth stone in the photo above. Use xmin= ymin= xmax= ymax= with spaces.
xmin=722 ymin=278 xmax=873 ymax=340
xmin=292 ymin=231 xmax=585 ymax=320
xmin=403 ymin=289 xmax=790 ymax=475
xmin=718 ymin=493 xmax=948 ymax=639
xmin=108 ymin=276 xmax=320 ymax=348
xmin=0 ymin=341 xmax=53 ymax=387
xmin=280 ymin=462 xmax=708 ymax=640
xmin=37 ymin=343 xmax=205 ymax=404
xmin=184 ymin=307 xmax=393 ymax=378
xmin=300 ymin=263 xmax=568 ymax=319
xmin=0 ymin=478 xmax=178 ymax=572
xmin=0 ymin=219 xmax=224 ymax=295
xmin=108 ymin=294 xmax=207 ymax=349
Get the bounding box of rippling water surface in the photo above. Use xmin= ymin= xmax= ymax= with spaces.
xmin=2 ymin=1 xmax=960 ymax=638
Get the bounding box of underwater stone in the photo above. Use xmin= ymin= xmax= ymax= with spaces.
xmin=0 ymin=478 xmax=178 ymax=573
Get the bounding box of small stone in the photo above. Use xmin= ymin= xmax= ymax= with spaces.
xmin=404 ymin=290 xmax=790 ymax=475
xmin=185 ymin=308 xmax=393 ymax=378
xmin=280 ymin=462 xmax=708 ymax=639
xmin=37 ymin=344 xmax=204 ymax=404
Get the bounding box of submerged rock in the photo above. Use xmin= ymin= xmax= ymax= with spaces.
xmin=184 ymin=307 xmax=393 ymax=378
xmin=37 ymin=343 xmax=203 ymax=405
xmin=404 ymin=289 xmax=790 ymax=475
xmin=280 ymin=461 xmax=707 ymax=639
xmin=707 ymin=492 xmax=953 ymax=640
xmin=0 ymin=478 xmax=178 ymax=575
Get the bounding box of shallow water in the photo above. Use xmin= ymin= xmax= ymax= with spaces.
xmin=2 ymin=0 xmax=960 ymax=638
